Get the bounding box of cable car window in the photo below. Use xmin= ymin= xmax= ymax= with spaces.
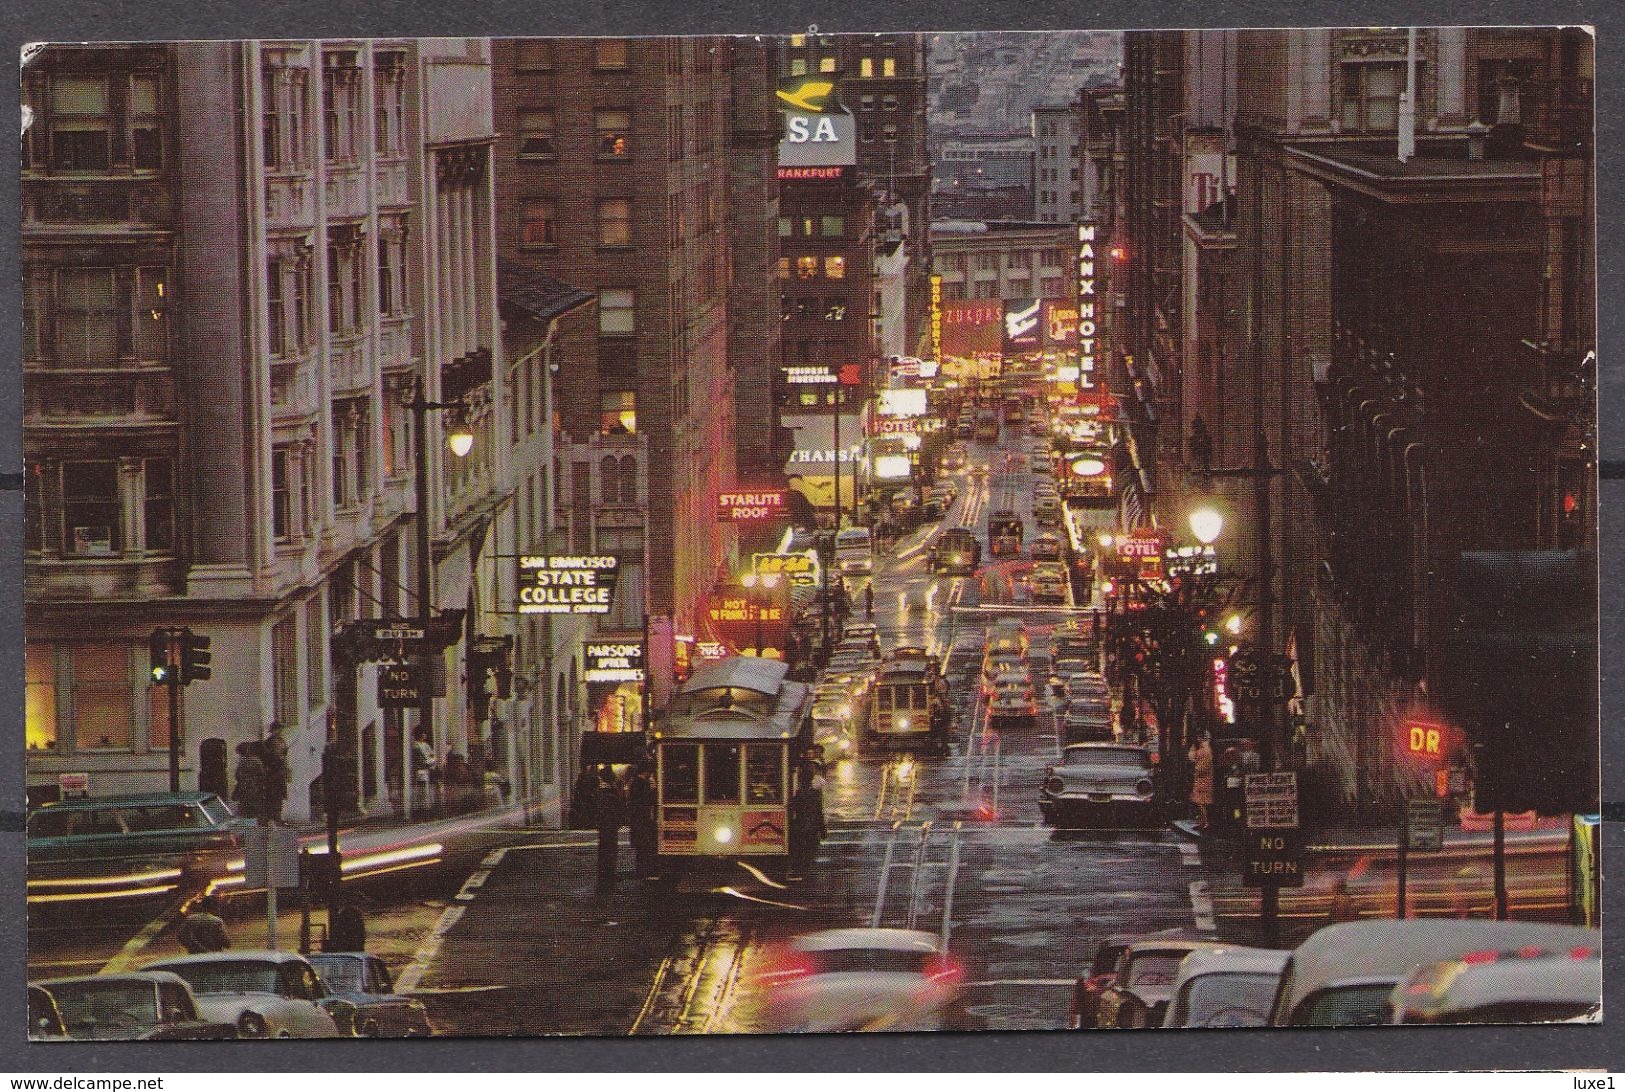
xmin=662 ymin=744 xmax=700 ymax=803
xmin=703 ymin=743 xmax=741 ymax=804
xmin=911 ymin=684 xmax=929 ymax=709
xmin=745 ymin=745 xmax=784 ymax=804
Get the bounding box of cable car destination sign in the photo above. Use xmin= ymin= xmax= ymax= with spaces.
xmin=515 ymin=554 xmax=620 ymax=615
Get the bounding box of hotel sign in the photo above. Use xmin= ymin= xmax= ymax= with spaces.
xmin=782 ymin=364 xmax=838 ymax=385
xmin=1076 ymin=222 xmax=1101 ymax=390
xmin=930 ymin=274 xmax=943 ymax=362
xmin=515 ymin=554 xmax=620 ymax=615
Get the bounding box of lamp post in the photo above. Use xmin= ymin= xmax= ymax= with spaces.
xmin=406 ymin=381 xmax=474 ymax=819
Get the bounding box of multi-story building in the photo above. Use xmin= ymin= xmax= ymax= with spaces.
xmin=492 ymin=36 xmax=779 ymax=687
xmin=1155 ymin=28 xmax=1596 ymax=810
xmin=1032 ymin=104 xmax=1085 ymax=223
xmin=934 ymin=134 xmax=1034 ymax=221
xmin=930 ymin=220 xmax=1077 ymax=303
xmin=23 ymin=39 xmax=509 ymax=817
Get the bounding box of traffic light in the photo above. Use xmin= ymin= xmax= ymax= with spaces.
xmin=180 ymin=630 xmax=212 ymax=684
xmin=149 ymin=629 xmax=175 ymax=685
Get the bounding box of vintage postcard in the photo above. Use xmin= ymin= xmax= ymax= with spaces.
xmin=22 ymin=27 xmax=1598 ymax=1040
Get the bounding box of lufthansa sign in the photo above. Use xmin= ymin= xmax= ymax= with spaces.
xmin=777 ymin=76 xmax=857 ymax=169
xmin=515 ymin=554 xmax=620 ymax=615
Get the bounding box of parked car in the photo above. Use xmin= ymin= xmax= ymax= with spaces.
xmin=1062 ymin=707 xmax=1116 ymax=743
xmin=1162 ymin=946 xmax=1290 ymax=1029
xmin=1040 ymin=744 xmax=1157 ymax=828
xmin=306 ymin=953 xmax=432 ymax=1037
xmin=1387 ymin=944 xmax=1601 ymax=1025
xmin=1070 ymin=929 xmax=1197 ymax=1030
xmin=988 ymin=691 xmax=1039 ymax=730
xmin=32 ymin=971 xmax=238 ymax=1041
xmin=145 ymin=951 xmax=352 ymax=1038
xmin=740 ymin=928 xmax=963 ymax=1032
xmin=29 ymin=984 xmax=69 ymax=1041
xmin=1270 ymin=920 xmax=1602 ymax=1027
xmin=1095 ymin=937 xmax=1214 ymax=1028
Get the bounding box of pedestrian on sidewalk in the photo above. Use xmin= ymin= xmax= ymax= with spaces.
xmin=1187 ymin=734 xmax=1215 ymax=832
xmin=864 ymin=582 xmax=875 ymax=619
xmin=327 ymin=901 xmax=368 ymax=952
xmin=177 ymin=894 xmax=231 ymax=953
xmin=627 ymin=766 xmax=659 ymax=880
xmin=261 ymin=722 xmax=290 ymax=824
xmin=233 ymin=741 xmax=268 ymax=822
xmin=594 ymin=767 xmax=625 ymax=883
xmin=569 ymin=766 xmax=597 ymax=829
xmin=787 ymin=768 xmax=827 ymax=880
xmin=442 ymin=749 xmax=471 ymax=813
xmin=411 ymin=730 xmax=437 ymax=815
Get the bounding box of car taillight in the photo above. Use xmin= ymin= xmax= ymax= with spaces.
xmin=924 ymin=954 xmax=964 ymax=985
xmin=1135 ymin=778 xmax=1154 ymax=796
xmin=754 ymin=947 xmax=819 ymax=986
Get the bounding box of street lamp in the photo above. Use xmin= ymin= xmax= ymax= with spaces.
xmin=1188 ymin=506 xmax=1224 ymax=546
xmin=446 ymin=419 xmax=476 ymax=459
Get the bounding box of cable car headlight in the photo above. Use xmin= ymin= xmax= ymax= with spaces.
xmin=896 ymin=716 xmax=911 ymax=730
xmin=713 ymin=824 xmax=735 ymax=845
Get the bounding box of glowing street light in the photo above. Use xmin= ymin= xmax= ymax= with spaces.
xmin=1224 ymin=613 xmax=1244 ymax=636
xmin=446 ymin=421 xmax=476 ymax=458
xmin=1188 ymin=506 xmax=1224 ymax=546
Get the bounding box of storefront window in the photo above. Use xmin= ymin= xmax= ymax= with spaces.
xmin=26 ymin=647 xmax=57 ymax=751
xmin=73 ymin=645 xmax=132 ymax=750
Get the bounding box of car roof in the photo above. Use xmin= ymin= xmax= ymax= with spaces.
xmin=1276 ymin=921 xmax=1601 ymax=1021
xmin=1126 ymin=938 xmax=1212 ymax=958
xmin=1392 ymin=951 xmax=1600 ymax=1022
xmin=148 ymin=950 xmax=312 ymax=967
xmin=1062 ymin=743 xmax=1145 ymax=756
xmin=1174 ymin=945 xmax=1290 ymax=984
xmin=34 ymin=792 xmax=219 ymax=811
xmin=793 ymin=928 xmax=941 ymax=954
xmin=35 ymin=971 xmax=190 ymax=989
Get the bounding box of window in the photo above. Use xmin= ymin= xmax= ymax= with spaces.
xmin=796 ymin=256 xmax=819 ymax=280
xmin=594 ymin=39 xmax=629 ymax=69
xmin=272 ymin=447 xmax=292 ymax=539
xmin=514 ymin=39 xmax=554 ymax=70
xmin=597 ymin=199 xmax=631 ymax=246
xmin=147 ymin=677 xmax=172 ymax=751
xmin=306 ymin=594 xmax=326 ymax=707
xmin=599 ymin=454 xmax=637 ymax=504
xmin=778 ymin=216 xmax=794 ymax=238
xmin=322 ymin=54 xmax=363 ymax=162
xmin=883 ymin=94 xmax=898 ymax=112
xmin=703 ymin=743 xmax=741 ymax=804
xmin=26 ymin=647 xmax=56 ymax=751
xmin=74 ymin=646 xmax=131 ymax=750
xmin=519 ymin=198 xmax=557 ymax=247
xmin=266 ymin=259 xmax=287 ymax=356
xmin=662 ymin=744 xmax=700 ymax=803
xmin=50 ymin=76 xmax=111 ymax=171
xmin=598 ymin=288 xmax=635 ymax=334
xmin=129 ymin=75 xmax=162 ymax=169
xmin=777 ymin=257 xmax=791 ymax=280
xmin=1340 ymin=62 xmax=1402 ymax=132
xmin=825 ymin=256 xmax=846 ymax=279
xmin=819 ymin=56 xmax=837 ymax=74
xmin=1007 ymin=253 xmax=1031 ymax=271
xmin=377 ymin=226 xmax=406 ymax=316
xmin=821 ymin=215 xmax=845 ymax=237
xmin=745 ymin=745 xmax=784 ymax=804
xmin=143 ymin=457 xmax=174 ymax=553
xmin=600 ymin=390 xmax=637 ymax=435
xmin=789 ymin=58 xmax=807 ymax=77
xmin=272 ymin=617 xmax=298 ymax=728
xmin=261 ymin=63 xmax=309 ymax=170
xmin=62 ymin=461 xmax=120 ymax=555
xmin=54 ymin=269 xmax=119 ymax=367
xmin=1478 ymin=59 xmax=1536 ymax=124
xmin=374 ymin=55 xmax=407 ymax=157
xmin=860 ymin=58 xmax=874 ymax=78
xmin=595 ymin=110 xmax=631 ymax=157
xmin=326 ymin=233 xmax=363 ymax=336
xmin=824 ymin=299 xmax=847 ymax=321
xmin=517 ymin=110 xmax=556 ymax=158
xmin=882 ymin=124 xmax=898 ymax=143
xmin=882 ymin=57 xmax=897 ymax=77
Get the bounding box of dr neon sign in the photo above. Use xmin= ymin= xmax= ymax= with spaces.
xmin=1074 ymin=222 xmax=1100 ymax=389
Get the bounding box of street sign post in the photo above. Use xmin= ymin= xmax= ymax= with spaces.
xmin=1244 ymin=771 xmax=1299 ymax=829
xmin=1397 ymin=798 xmax=1447 ymax=919
xmin=244 ymin=825 xmax=300 ymax=951
xmin=377 ymin=663 xmax=423 ymax=709
xmin=1242 ymin=830 xmax=1304 ymax=888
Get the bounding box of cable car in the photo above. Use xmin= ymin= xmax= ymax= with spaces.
xmin=653 ymin=657 xmax=814 ymax=866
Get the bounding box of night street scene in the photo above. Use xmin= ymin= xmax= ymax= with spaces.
xmin=23 ymin=27 xmax=1599 ymax=1040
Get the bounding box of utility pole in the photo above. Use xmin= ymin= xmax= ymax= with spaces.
xmin=411 ymin=385 xmax=435 ymax=819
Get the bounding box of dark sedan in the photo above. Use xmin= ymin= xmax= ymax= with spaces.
xmin=33 ymin=972 xmax=238 ymax=1041
xmin=307 ymin=953 xmax=432 ymax=1037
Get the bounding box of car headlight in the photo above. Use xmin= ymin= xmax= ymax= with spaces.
xmin=1134 ymin=778 xmax=1155 ymax=796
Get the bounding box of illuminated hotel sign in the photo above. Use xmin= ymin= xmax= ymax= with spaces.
xmin=515 ymin=554 xmax=620 ymax=615
xmin=584 ymin=640 xmax=646 ymax=684
xmin=1076 ymin=222 xmax=1100 ymax=390
xmin=782 ymin=364 xmax=838 ymax=385
xmin=776 ymin=76 xmax=857 ymax=172
xmin=718 ymin=490 xmax=787 ymax=523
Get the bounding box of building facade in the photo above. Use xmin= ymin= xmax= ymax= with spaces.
xmin=23 ymin=39 xmax=509 ymax=817
xmin=1032 ymin=104 xmax=1085 ymax=223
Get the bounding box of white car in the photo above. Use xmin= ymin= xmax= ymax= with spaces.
xmin=145 ymin=951 xmax=349 ymax=1038
xmin=739 ymin=928 xmax=963 ymax=1032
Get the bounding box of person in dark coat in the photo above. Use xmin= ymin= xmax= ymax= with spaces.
xmin=442 ymin=750 xmax=471 ymax=813
xmin=233 ymin=741 xmax=268 ymax=822
xmin=260 ymin=723 xmax=290 ymax=824
xmin=327 ymin=902 xmax=368 ymax=953
xmin=627 ymin=767 xmax=659 ymax=880
xmin=177 ymin=895 xmax=230 ymax=953
xmin=786 ymin=773 xmax=827 ymax=879
xmin=593 ymin=767 xmax=625 ymax=883
xmin=569 ymin=767 xmax=598 ymax=830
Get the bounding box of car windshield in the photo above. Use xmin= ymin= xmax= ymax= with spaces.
xmin=308 ymin=958 xmax=365 ymax=992
xmin=1092 ymin=944 xmax=1128 ymax=976
xmin=157 ymin=960 xmax=281 ymax=995
xmin=1064 ymin=748 xmax=1146 ymax=769
xmin=47 ymin=981 xmax=158 ymax=1032
xmin=1124 ymin=953 xmax=1187 ymax=989
xmin=1180 ymin=972 xmax=1278 ymax=1027
xmin=1296 ymin=984 xmax=1396 ymax=1026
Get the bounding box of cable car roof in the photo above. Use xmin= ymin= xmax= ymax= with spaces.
xmin=661 ymin=657 xmax=810 ymax=742
xmin=680 ymin=656 xmax=789 ymax=697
